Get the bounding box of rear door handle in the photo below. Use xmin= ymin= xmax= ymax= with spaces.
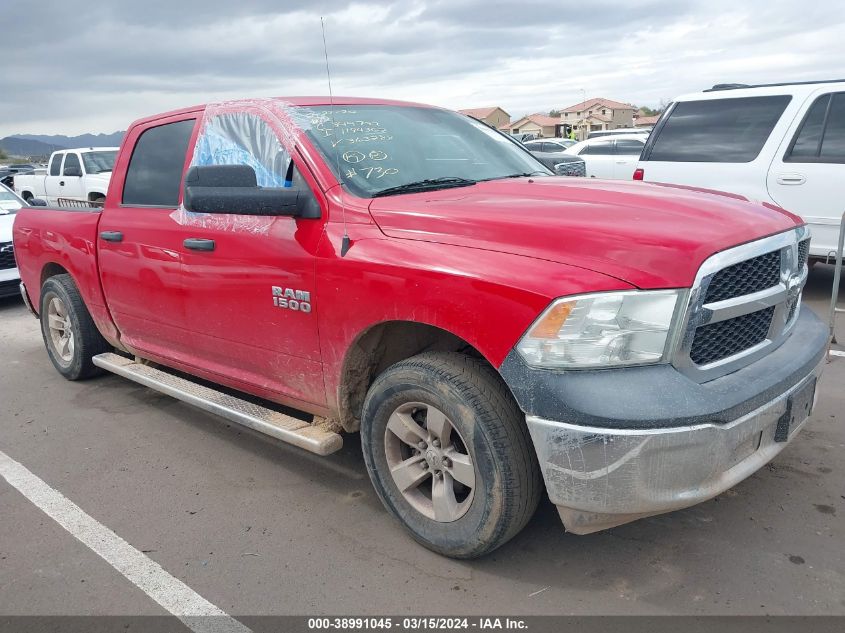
xmin=183 ymin=238 xmax=215 ymax=251
xmin=776 ymin=173 xmax=806 ymax=185
xmin=59 ymin=181 xmax=65 ymax=186
xmin=99 ymin=231 xmax=123 ymax=242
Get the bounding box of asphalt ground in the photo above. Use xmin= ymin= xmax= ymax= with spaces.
xmin=0 ymin=265 xmax=843 ymax=622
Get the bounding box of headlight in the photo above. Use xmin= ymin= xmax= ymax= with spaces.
xmin=516 ymin=290 xmax=683 ymax=369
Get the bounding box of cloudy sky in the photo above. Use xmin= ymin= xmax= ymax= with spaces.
xmin=3 ymin=0 xmax=843 ymax=137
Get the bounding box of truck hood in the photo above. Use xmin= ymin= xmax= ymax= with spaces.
xmin=368 ymin=178 xmax=799 ymax=288
xmin=86 ymin=172 xmax=112 ymax=185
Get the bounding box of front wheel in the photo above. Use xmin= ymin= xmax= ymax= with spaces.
xmin=361 ymin=352 xmax=542 ymax=558
xmin=40 ymin=274 xmax=110 ymax=380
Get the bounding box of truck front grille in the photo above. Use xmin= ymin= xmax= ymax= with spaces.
xmin=703 ymin=250 xmax=780 ymax=303
xmin=674 ymin=228 xmax=809 ymax=382
xmin=690 ymin=306 xmax=775 ymax=364
xmin=0 ymin=242 xmax=15 ymax=270
xmin=556 ymin=160 xmax=586 ymax=177
xmin=798 ymin=238 xmax=810 ymax=269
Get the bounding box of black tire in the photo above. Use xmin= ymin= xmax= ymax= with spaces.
xmin=39 ymin=274 xmax=110 ymax=380
xmin=361 ymin=352 xmax=542 ymax=558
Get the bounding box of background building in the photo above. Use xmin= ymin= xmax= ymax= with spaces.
xmin=560 ymin=98 xmax=636 ymax=140
xmin=458 ymin=106 xmax=511 ymax=130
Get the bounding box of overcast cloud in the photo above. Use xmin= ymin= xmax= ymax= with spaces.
xmin=3 ymin=0 xmax=843 ymax=136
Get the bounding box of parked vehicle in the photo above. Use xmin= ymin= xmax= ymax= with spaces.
xmin=587 ymin=128 xmax=649 ymax=139
xmin=13 ymin=97 xmax=826 ymax=558
xmin=6 ymin=163 xmax=37 ymax=172
xmin=14 ymin=147 xmax=118 ymax=205
xmin=635 ymin=79 xmax=845 ymax=261
xmin=524 ymin=138 xmax=576 ymax=150
xmin=522 ymin=139 xmax=585 ymax=176
xmin=0 ymin=182 xmax=28 ymax=297
xmin=565 ymin=133 xmax=648 ymax=179
xmin=511 ymin=132 xmax=537 ymax=143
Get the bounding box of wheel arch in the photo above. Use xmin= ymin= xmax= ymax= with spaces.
xmin=336 ymin=319 xmax=507 ymax=432
xmin=40 ymin=262 xmax=72 ymax=292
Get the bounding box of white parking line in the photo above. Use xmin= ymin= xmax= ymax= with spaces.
xmin=0 ymin=448 xmax=252 ymax=633
xmin=829 ymin=349 xmax=845 ymax=357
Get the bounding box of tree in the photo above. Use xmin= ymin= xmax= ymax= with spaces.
xmin=548 ymin=109 xmax=561 ymax=117
xmin=0 ymin=147 xmax=8 ymax=160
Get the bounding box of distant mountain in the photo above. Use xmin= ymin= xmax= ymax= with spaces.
xmin=12 ymin=131 xmax=125 ymax=148
xmin=0 ymin=137 xmax=65 ymax=158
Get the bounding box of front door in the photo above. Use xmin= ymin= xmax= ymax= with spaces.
xmin=98 ymin=115 xmax=198 ymax=363
xmin=178 ymin=108 xmax=327 ymax=408
xmin=767 ymin=90 xmax=845 ymax=258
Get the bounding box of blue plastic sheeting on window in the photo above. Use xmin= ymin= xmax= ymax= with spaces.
xmin=191 ymin=111 xmax=290 ymax=187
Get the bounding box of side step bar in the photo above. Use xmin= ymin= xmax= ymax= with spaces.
xmin=92 ymin=353 xmax=343 ymax=456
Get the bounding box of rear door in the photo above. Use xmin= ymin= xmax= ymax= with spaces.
xmin=612 ymin=137 xmax=646 ymax=179
xmin=767 ymin=91 xmax=845 ymax=258
xmin=177 ymin=108 xmax=327 ymax=408
xmin=97 ymin=115 xmax=198 ymax=362
xmin=44 ymin=152 xmax=65 ymax=203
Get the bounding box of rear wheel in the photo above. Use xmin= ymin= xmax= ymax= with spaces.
xmin=40 ymin=274 xmax=110 ymax=380
xmin=361 ymin=352 xmax=542 ymax=558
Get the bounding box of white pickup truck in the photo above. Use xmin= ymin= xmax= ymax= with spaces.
xmin=14 ymin=147 xmax=118 ymax=205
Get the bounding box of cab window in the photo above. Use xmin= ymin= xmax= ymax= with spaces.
xmin=122 ymin=119 xmax=196 ymax=207
xmin=49 ymin=154 xmax=62 ymax=176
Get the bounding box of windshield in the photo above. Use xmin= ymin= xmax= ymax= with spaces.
xmin=81 ymin=150 xmax=118 ymax=174
xmin=0 ymin=186 xmax=23 ymax=214
xmin=297 ymin=105 xmax=550 ymax=197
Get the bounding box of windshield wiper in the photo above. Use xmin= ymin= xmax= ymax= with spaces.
xmin=371 ymin=177 xmax=477 ymax=198
xmin=478 ymin=171 xmax=549 ymax=182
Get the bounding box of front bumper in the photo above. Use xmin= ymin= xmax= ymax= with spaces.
xmin=0 ymin=266 xmax=21 ymax=298
xmin=501 ymin=307 xmax=829 ymax=534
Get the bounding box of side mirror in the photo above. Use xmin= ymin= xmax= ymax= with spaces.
xmin=183 ymin=164 xmax=318 ymax=217
xmin=29 ymin=198 xmax=48 ymax=206
xmin=64 ymin=167 xmax=82 ymax=177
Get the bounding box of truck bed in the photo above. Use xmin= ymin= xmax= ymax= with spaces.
xmin=13 ymin=206 xmax=119 ymax=342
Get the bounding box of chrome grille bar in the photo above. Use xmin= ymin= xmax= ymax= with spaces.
xmin=673 ymin=226 xmax=810 ymax=383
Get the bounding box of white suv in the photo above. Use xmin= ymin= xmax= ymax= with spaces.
xmin=635 ymin=80 xmax=845 ymax=260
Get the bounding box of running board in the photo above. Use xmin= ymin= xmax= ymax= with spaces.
xmin=92 ymin=353 xmax=342 ymax=456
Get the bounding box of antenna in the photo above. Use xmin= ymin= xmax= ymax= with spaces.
xmin=320 ymin=17 xmax=351 ymax=257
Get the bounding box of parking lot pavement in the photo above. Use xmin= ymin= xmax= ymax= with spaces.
xmin=1 ymin=267 xmax=843 ymax=618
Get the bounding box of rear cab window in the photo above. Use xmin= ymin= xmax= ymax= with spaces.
xmin=49 ymin=153 xmax=63 ymax=176
xmin=122 ymin=119 xmax=196 ymax=207
xmin=644 ymin=95 xmax=792 ymax=162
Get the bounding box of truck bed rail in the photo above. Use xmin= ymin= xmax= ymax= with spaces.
xmin=56 ymin=197 xmax=104 ymax=209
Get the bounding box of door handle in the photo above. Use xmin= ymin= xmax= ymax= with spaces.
xmin=59 ymin=181 xmax=65 ymax=186
xmin=776 ymin=173 xmax=806 ymax=185
xmin=99 ymin=231 xmax=123 ymax=242
xmin=183 ymin=238 xmax=215 ymax=251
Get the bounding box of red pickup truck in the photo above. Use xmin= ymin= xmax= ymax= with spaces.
xmin=13 ymin=97 xmax=828 ymax=558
